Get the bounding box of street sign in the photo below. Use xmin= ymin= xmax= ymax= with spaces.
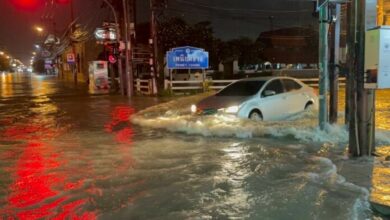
xmin=166 ymin=46 xmax=209 ymax=69
xmin=41 ymin=50 xmax=51 ymax=58
xmin=67 ymin=53 xmax=76 ymax=64
xmin=316 ymin=0 xmax=348 ymax=11
xmin=316 ymin=0 xmax=328 ymax=10
xmin=94 ymin=27 xmax=117 ymax=42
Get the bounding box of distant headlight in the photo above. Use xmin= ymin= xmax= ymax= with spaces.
xmin=225 ymin=105 xmax=239 ymax=114
xmin=191 ymin=104 xmax=197 ymax=113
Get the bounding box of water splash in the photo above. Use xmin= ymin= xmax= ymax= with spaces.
xmin=131 ymin=94 xmax=390 ymax=147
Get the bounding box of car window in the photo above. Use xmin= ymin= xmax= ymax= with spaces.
xmin=217 ymin=80 xmax=265 ymax=96
xmin=262 ymin=79 xmax=284 ymax=97
xmin=283 ymin=79 xmax=302 ymax=92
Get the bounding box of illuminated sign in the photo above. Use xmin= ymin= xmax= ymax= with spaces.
xmin=66 ymin=53 xmax=75 ymax=64
xmin=166 ymin=46 xmax=209 ymax=69
xmin=94 ymin=27 xmax=117 ymax=42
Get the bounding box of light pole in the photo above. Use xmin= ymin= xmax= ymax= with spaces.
xmin=103 ymin=0 xmax=125 ymax=95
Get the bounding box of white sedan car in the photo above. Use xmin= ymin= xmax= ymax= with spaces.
xmin=191 ymin=77 xmax=318 ymax=121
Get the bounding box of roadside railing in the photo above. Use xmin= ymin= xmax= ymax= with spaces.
xmin=134 ymin=78 xmax=153 ymax=95
xmin=134 ymin=77 xmax=347 ymax=95
xmin=300 ymin=77 xmax=346 ymax=87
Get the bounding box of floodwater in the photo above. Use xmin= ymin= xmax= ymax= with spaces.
xmin=0 ymin=72 xmax=389 ymax=219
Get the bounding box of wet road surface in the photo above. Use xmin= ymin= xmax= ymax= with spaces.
xmin=0 ymin=72 xmax=389 ymax=219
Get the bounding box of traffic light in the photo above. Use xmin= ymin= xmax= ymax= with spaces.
xmin=55 ymin=0 xmax=70 ymax=4
xmin=11 ymin=0 xmax=43 ymax=10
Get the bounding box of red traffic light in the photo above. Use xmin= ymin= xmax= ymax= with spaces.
xmin=55 ymin=0 xmax=70 ymax=4
xmin=108 ymin=55 xmax=117 ymax=64
xmin=11 ymin=0 xmax=43 ymax=10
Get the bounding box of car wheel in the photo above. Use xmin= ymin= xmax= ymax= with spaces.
xmin=305 ymin=102 xmax=313 ymax=110
xmin=249 ymin=110 xmax=263 ymax=121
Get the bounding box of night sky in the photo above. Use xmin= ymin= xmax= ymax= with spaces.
xmin=0 ymin=0 xmax=110 ymax=65
xmin=0 ymin=0 xmax=316 ymax=65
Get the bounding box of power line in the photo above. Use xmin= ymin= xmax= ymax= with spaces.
xmin=164 ymin=7 xmax=314 ymax=31
xmin=173 ymin=0 xmax=312 ymax=14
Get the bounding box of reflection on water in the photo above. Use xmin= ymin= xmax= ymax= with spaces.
xmin=0 ymin=73 xmax=143 ymax=218
xmin=3 ymin=141 xmax=96 ymax=219
xmin=0 ymin=72 xmax=389 ymax=219
xmin=371 ymin=146 xmax=390 ymax=209
xmin=376 ymin=90 xmax=390 ymax=130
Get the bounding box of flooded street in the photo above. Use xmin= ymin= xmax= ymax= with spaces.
xmin=1 ymin=72 xmax=390 ymax=219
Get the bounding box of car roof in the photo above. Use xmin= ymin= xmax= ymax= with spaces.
xmin=238 ymin=76 xmax=299 ymax=82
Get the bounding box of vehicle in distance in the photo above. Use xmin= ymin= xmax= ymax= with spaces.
xmin=191 ymin=76 xmax=318 ymax=121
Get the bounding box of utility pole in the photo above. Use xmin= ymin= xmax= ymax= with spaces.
xmin=122 ymin=0 xmax=134 ymax=97
xmin=150 ymin=0 xmax=159 ymax=94
xmin=345 ymin=2 xmax=354 ymax=126
xmin=70 ymin=0 xmax=77 ymax=84
xmin=347 ymin=0 xmax=377 ymax=156
xmin=318 ymin=3 xmax=329 ymax=130
xmin=329 ymin=4 xmax=341 ymax=124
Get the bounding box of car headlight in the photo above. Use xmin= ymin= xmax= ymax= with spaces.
xmin=224 ymin=105 xmax=239 ymax=114
xmin=191 ymin=104 xmax=197 ymax=113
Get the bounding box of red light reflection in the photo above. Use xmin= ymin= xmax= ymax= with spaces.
xmin=1 ymin=140 xmax=96 ymax=219
xmin=104 ymin=105 xmax=135 ymax=144
xmin=105 ymin=105 xmax=135 ymax=170
xmin=0 ymin=119 xmax=96 ymax=219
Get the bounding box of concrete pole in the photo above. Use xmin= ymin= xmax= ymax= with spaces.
xmin=346 ymin=0 xmax=358 ymax=155
xmin=150 ymin=0 xmax=158 ymax=94
xmin=70 ymin=0 xmax=77 ymax=84
xmin=318 ymin=4 xmax=329 ymax=130
xmin=330 ymin=4 xmax=341 ymax=124
xmin=122 ymin=0 xmax=134 ymax=97
xmin=348 ymin=0 xmax=377 ymax=156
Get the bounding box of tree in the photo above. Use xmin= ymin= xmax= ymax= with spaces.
xmin=158 ymin=18 xmax=221 ymax=68
xmin=33 ymin=59 xmax=45 ymax=73
xmin=225 ymin=37 xmax=264 ymax=68
xmin=158 ymin=17 xmax=191 ymax=53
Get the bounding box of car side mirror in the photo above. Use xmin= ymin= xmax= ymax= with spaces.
xmin=263 ymin=90 xmax=276 ymax=97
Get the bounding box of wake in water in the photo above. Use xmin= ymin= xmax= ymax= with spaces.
xmin=131 ymin=93 xmax=390 ymax=146
xmin=130 ymin=93 xmax=390 ymax=219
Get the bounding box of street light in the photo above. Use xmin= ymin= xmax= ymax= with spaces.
xmin=36 ymin=26 xmax=43 ymax=32
xmin=32 ymin=52 xmax=36 ymax=55
xmin=0 ymin=51 xmax=4 ymax=55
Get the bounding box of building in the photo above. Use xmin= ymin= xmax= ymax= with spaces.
xmin=378 ymin=0 xmax=390 ymax=25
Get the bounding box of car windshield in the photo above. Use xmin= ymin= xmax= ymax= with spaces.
xmin=216 ymin=80 xmax=266 ymax=96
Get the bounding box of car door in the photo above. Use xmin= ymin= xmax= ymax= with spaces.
xmin=259 ymin=79 xmax=288 ymax=120
xmin=282 ymin=79 xmax=306 ymax=114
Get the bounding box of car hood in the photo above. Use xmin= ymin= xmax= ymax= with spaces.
xmin=197 ymin=95 xmax=250 ymax=110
